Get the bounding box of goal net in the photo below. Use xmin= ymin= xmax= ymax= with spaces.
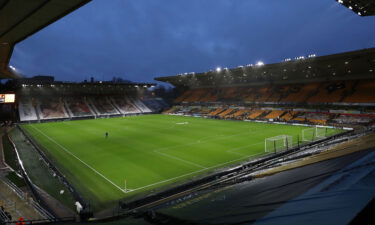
xmin=265 ymin=135 xmax=293 ymax=153
xmin=302 ymin=126 xmax=327 ymax=142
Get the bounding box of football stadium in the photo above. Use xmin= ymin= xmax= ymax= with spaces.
xmin=0 ymin=1 xmax=375 ymax=225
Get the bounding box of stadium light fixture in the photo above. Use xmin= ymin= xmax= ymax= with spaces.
xmin=216 ymin=67 xmax=222 ymax=72
xmin=256 ymin=61 xmax=265 ymax=66
xmin=296 ymin=56 xmax=305 ymax=60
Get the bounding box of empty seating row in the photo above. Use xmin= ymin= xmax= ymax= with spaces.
xmin=174 ymin=79 xmax=375 ymax=104
xmin=164 ymin=106 xmax=375 ymax=127
xmin=18 ymin=95 xmax=153 ymax=121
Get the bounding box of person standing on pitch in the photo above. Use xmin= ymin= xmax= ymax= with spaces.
xmin=105 ymin=132 xmax=109 ymax=138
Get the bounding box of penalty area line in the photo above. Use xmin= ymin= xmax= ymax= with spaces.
xmin=30 ymin=125 xmax=127 ymax=193
xmin=153 ymin=150 xmax=207 ymax=169
xmin=131 ymin=151 xmax=265 ymax=192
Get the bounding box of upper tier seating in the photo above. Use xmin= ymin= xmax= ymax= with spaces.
xmin=307 ymin=81 xmax=353 ymax=103
xmin=174 ymin=80 xmax=374 ymax=104
xmin=183 ymin=88 xmax=208 ymax=102
xmin=343 ymin=80 xmax=375 ymax=103
xmin=167 ymin=79 xmax=375 ymax=127
xmin=174 ymin=90 xmax=193 ymax=103
xmin=281 ymin=83 xmax=320 ymax=103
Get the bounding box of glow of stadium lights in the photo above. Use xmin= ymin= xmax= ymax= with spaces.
xmin=256 ymin=61 xmax=264 ymax=66
xmin=9 ymin=65 xmax=16 ymax=70
xmin=216 ymin=67 xmax=222 ymax=72
xmin=296 ymin=56 xmax=305 ymax=60
xmin=338 ymin=0 xmax=343 ymax=3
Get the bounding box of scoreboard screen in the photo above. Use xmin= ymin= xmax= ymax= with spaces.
xmin=0 ymin=94 xmax=15 ymax=103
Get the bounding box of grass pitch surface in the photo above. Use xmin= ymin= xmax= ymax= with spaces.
xmin=21 ymin=115 xmax=340 ymax=210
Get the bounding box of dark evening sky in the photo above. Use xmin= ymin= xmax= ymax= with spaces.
xmin=9 ymin=0 xmax=375 ymax=83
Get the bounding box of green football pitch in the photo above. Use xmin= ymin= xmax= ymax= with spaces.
xmin=21 ymin=114 xmax=341 ymax=210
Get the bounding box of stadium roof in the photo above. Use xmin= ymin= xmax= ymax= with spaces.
xmin=335 ymin=0 xmax=375 ymax=16
xmin=0 ymin=0 xmax=91 ymax=79
xmin=155 ymin=48 xmax=375 ymax=87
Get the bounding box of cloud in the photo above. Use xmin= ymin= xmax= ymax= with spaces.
xmin=10 ymin=0 xmax=375 ymax=83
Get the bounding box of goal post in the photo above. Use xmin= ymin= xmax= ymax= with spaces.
xmin=265 ymin=135 xmax=293 ymax=153
xmin=302 ymin=126 xmax=328 ymax=142
xmin=315 ymin=126 xmax=328 ymax=139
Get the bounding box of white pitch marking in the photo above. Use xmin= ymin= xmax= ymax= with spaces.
xmin=225 ymin=141 xmax=264 ymax=156
xmin=131 ymin=151 xmax=265 ymax=192
xmin=30 ymin=125 xmax=127 ymax=193
xmin=154 ymin=150 xmax=207 ymax=169
xmin=29 ymin=123 xmax=269 ymax=194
